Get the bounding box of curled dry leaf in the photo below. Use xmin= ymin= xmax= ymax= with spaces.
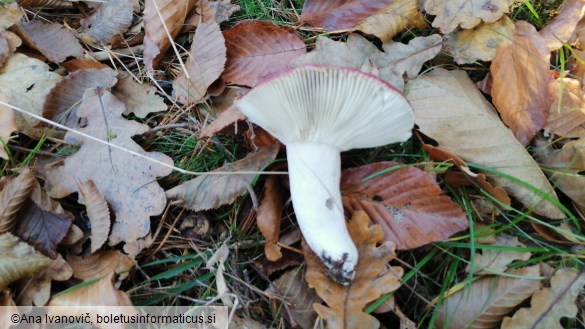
xmin=200 ymin=105 xmax=246 ymax=138
xmin=143 ymin=0 xmax=197 ymax=69
xmin=468 ymin=234 xmax=531 ymax=275
xmin=17 ymin=254 xmax=72 ymax=306
xmin=0 ymin=54 xmax=62 ymax=139
xmin=80 ymin=0 xmax=134 ymax=45
xmin=68 ymin=250 xmax=134 ymax=282
xmin=501 ymin=269 xmax=585 ymax=329
xmin=15 ymin=20 xmax=83 ymax=63
xmin=353 ymin=0 xmax=426 ymax=42
xmin=306 ymin=211 xmax=403 ymax=329
xmin=0 ymin=169 xmax=34 ymax=233
xmin=60 ymin=58 xmax=109 ymax=72
xmin=424 ymin=0 xmax=515 ymax=33
xmin=186 ymin=0 xmax=239 ymax=27
xmin=0 ymin=2 xmax=23 ymax=30
xmin=406 ymin=68 xmax=564 ymax=219
xmin=545 ymin=77 xmax=585 ymax=138
xmin=44 ymin=89 xmax=173 ymax=247
xmin=173 ymin=19 xmax=226 ymax=104
xmin=444 ymin=15 xmax=514 ymax=64
xmin=112 ymin=72 xmax=167 ymax=119
xmin=0 ymin=232 xmax=51 ymax=290
xmin=0 ymin=31 xmax=21 ymax=67
xmin=17 ymin=0 xmax=74 ymax=9
xmin=490 ymin=21 xmax=553 ymax=146
xmin=539 ymin=0 xmax=585 ymax=51
xmin=222 ymin=20 xmax=306 ymax=87
xmin=76 ymin=180 xmax=110 ymax=254
xmin=436 ymin=265 xmax=541 ymax=329
xmin=341 ymin=162 xmax=468 ymax=250
xmin=167 ymin=143 xmax=279 ymax=211
xmin=48 ymin=272 xmax=134 ymax=307
xmin=257 ymin=176 xmax=283 ymax=261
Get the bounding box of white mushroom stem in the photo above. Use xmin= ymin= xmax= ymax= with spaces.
xmin=286 ymin=142 xmax=358 ymax=284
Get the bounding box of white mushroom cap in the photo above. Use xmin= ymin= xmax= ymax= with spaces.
xmin=236 ymin=65 xmax=414 ymax=285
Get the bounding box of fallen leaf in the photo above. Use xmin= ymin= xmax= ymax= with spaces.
xmin=48 ymin=272 xmax=134 ymax=306
xmin=143 ymin=0 xmax=197 ymax=70
xmin=200 ymin=105 xmax=246 ymax=138
xmin=206 ymin=242 xmax=232 ymax=306
xmin=342 ymin=162 xmax=468 ymax=250
xmin=0 ymin=2 xmax=23 ymax=30
xmin=76 ymin=180 xmax=110 ymax=254
xmin=17 ymin=254 xmax=72 ymax=306
xmin=0 ymin=232 xmax=51 ymax=290
xmin=167 ymin=143 xmax=279 ymax=211
xmin=406 ymin=68 xmax=564 ymax=219
xmin=0 ymin=54 xmax=62 ymax=139
xmin=306 ymin=211 xmax=403 ymax=329
xmin=502 ymin=269 xmax=585 ymax=329
xmin=112 ymin=72 xmax=167 ymax=118
xmin=444 ymin=15 xmax=515 ymax=64
xmin=436 ymin=265 xmax=541 ymax=329
xmin=173 ymin=18 xmax=226 ymax=104
xmin=0 ymin=169 xmax=34 ymax=234
xmin=295 ymin=33 xmax=442 ymax=90
xmin=539 ymin=0 xmax=585 ymax=51
xmin=80 ymin=0 xmax=134 ymax=45
xmin=60 ymin=58 xmax=109 ymax=72
xmin=468 ymin=234 xmax=531 ymax=275
xmin=424 ymin=0 xmax=515 ymax=33
xmin=186 ymin=0 xmax=240 ymax=27
xmin=68 ymin=250 xmax=134 ymax=281
xmin=354 ymin=0 xmax=426 ymax=41
xmin=17 ymin=0 xmax=74 ymax=8
xmin=257 ymin=176 xmax=283 ymax=261
xmin=222 ymin=20 xmax=306 ymax=87
xmin=491 ymin=21 xmax=553 ymax=146
xmin=44 ymin=89 xmax=173 ymax=247
xmin=0 ymin=31 xmax=21 ymax=67
xmin=15 ymin=19 xmax=84 ymax=63
xmin=0 ymin=94 xmax=16 ymax=159
xmin=545 ymin=77 xmax=585 ymax=138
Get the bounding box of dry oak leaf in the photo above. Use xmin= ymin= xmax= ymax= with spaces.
xmin=444 ymin=15 xmax=514 ymax=64
xmin=143 ymin=0 xmax=197 ymax=70
xmin=0 ymin=232 xmax=51 ymax=290
xmin=436 ymin=265 xmax=542 ymax=329
xmin=545 ymin=77 xmax=585 ymax=138
xmin=306 ymin=211 xmax=403 ymax=329
xmin=424 ymin=0 xmax=515 ymax=33
xmin=406 ymin=68 xmax=564 ymax=219
xmin=0 ymin=31 xmax=21 ymax=67
xmin=491 ymin=21 xmax=553 ymax=146
xmin=0 ymin=54 xmax=62 ymax=139
xmin=68 ymin=250 xmax=134 ymax=282
xmin=0 ymin=169 xmax=34 ymax=234
xmin=257 ymin=175 xmax=283 ymax=262
xmin=501 ymin=269 xmax=585 ymax=329
xmin=539 ymin=0 xmax=585 ymax=51
xmin=173 ymin=18 xmax=226 ymax=104
xmin=468 ymin=234 xmax=531 ymax=275
xmin=15 ymin=19 xmax=84 ymax=63
xmin=44 ymin=89 xmax=173 ymax=247
xmin=76 ymin=180 xmax=110 ymax=254
xmin=17 ymin=254 xmax=72 ymax=306
xmin=80 ymin=0 xmax=134 ymax=45
xmin=0 ymin=93 xmax=17 ymax=159
xmin=222 ymin=20 xmax=306 ymax=87
xmin=341 ymin=162 xmax=468 ymax=250
xmin=186 ymin=0 xmax=240 ymax=27
xmin=167 ymin=143 xmax=279 ymax=211
xmin=112 ymin=72 xmax=167 ymax=119
xmin=294 ymin=33 xmax=442 ymax=91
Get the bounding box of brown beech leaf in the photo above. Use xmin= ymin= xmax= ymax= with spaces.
xmin=173 ymin=19 xmax=226 ymax=104
xmin=200 ymin=105 xmax=246 ymax=138
xmin=60 ymin=58 xmax=109 ymax=72
xmin=0 ymin=169 xmax=35 ymax=233
xmin=269 ymin=268 xmax=321 ymax=329
xmin=294 ymin=33 xmax=442 ymax=91
xmin=436 ymin=265 xmax=541 ymax=329
xmin=0 ymin=232 xmax=51 ymax=290
xmin=424 ymin=0 xmax=515 ymax=33
xmin=306 ymin=211 xmax=403 ymax=329
xmin=222 ymin=20 xmax=306 ymax=87
xmin=468 ymin=234 xmax=531 ymax=275
xmin=15 ymin=20 xmax=83 ymax=63
xmin=341 ymin=162 xmax=468 ymax=250
xmin=44 ymin=89 xmax=173 ymax=247
xmin=143 ymin=0 xmax=197 ymax=70
xmin=17 ymin=0 xmax=75 ymax=8
xmin=539 ymin=0 xmax=585 ymax=51
xmin=545 ymin=77 xmax=585 ymax=138
xmin=17 ymin=254 xmax=72 ymax=306
xmin=491 ymin=21 xmax=553 ymax=146
xmin=406 ymin=68 xmax=564 ymax=219
xmin=112 ymin=72 xmax=167 ymax=118
xmin=257 ymin=176 xmax=283 ymax=261
xmin=43 ymin=67 xmax=118 ymax=128
xmin=68 ymin=250 xmax=134 ymax=282
xmin=502 ymin=269 xmax=585 ymax=329
xmin=79 ymin=0 xmax=134 ymax=45
xmin=186 ymin=0 xmax=240 ymax=27
xmin=444 ymin=15 xmax=514 ymax=64
xmin=48 ymin=272 xmax=133 ymax=307
xmin=0 ymin=54 xmax=62 ymax=139
xmin=0 ymin=31 xmax=21 ymax=67
xmin=167 ymin=143 xmax=279 ymax=211
xmin=76 ymin=180 xmax=110 ymax=254
xmin=353 ymin=0 xmax=426 ymax=41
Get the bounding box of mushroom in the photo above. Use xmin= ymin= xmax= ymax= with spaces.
xmin=235 ymin=65 xmax=414 ymax=285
